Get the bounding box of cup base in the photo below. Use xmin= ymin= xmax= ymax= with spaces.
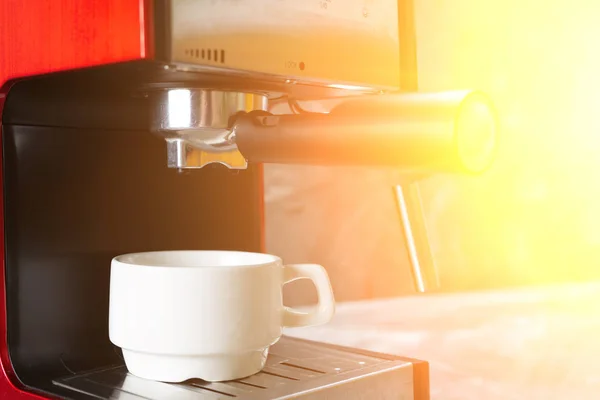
xmin=122 ymin=348 xmax=269 ymax=383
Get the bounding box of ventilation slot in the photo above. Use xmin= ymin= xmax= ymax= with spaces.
xmin=235 ymin=381 xmax=267 ymax=389
xmin=189 ymin=383 xmax=237 ymax=397
xmin=261 ymin=371 xmax=299 ymax=381
xmin=280 ymin=362 xmax=326 ymax=374
xmin=184 ymin=48 xmax=226 ymax=64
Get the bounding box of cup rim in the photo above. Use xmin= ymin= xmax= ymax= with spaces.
xmin=112 ymin=250 xmax=282 ymax=270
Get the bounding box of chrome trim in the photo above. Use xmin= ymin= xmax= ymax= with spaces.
xmin=150 ymin=89 xmax=268 ymax=169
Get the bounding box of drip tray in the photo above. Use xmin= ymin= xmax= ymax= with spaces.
xmin=53 ymin=336 xmax=418 ymax=399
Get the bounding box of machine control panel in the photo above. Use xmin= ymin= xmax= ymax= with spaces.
xmin=169 ymin=0 xmax=401 ymax=90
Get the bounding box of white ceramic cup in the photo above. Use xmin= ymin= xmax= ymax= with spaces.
xmin=108 ymin=250 xmax=335 ymax=383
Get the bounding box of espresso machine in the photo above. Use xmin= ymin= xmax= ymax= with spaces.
xmin=0 ymin=0 xmax=498 ymax=398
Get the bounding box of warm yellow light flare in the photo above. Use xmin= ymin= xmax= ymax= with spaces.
xmin=413 ymin=0 xmax=600 ymax=289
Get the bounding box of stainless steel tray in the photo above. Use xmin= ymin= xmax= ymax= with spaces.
xmin=53 ymin=336 xmax=417 ymax=399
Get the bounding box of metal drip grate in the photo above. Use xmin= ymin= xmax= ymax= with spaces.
xmin=53 ymin=337 xmax=415 ymax=399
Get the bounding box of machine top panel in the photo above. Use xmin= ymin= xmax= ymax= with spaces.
xmin=169 ymin=0 xmax=401 ymax=91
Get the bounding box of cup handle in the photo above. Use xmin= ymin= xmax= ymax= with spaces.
xmin=282 ymin=264 xmax=335 ymax=328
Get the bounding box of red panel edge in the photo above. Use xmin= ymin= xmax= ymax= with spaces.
xmin=143 ymin=0 xmax=156 ymax=60
xmin=0 ymin=0 xmax=153 ymax=398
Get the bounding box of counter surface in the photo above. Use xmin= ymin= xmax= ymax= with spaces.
xmin=285 ymin=282 xmax=600 ymax=400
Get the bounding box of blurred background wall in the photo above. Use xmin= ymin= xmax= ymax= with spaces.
xmin=264 ymin=0 xmax=600 ymax=306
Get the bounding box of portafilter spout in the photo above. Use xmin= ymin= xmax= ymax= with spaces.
xmin=148 ymin=88 xmax=268 ymax=169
